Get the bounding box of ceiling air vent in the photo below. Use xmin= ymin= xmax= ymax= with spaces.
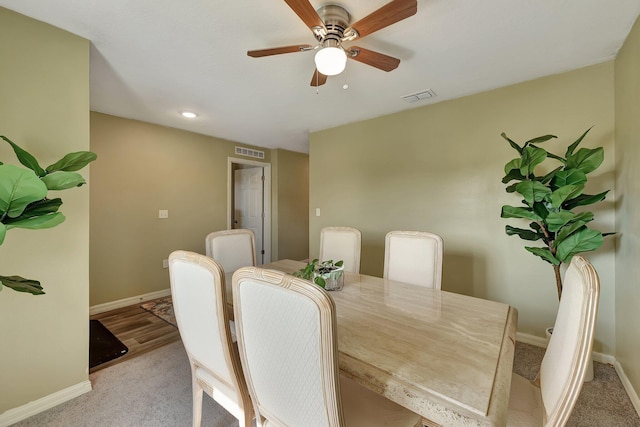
xmin=235 ymin=146 xmax=265 ymax=159
xmin=402 ymin=89 xmax=437 ymax=103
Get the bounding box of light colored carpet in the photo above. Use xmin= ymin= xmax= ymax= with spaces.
xmin=12 ymin=340 xmax=237 ymax=427
xmin=11 ymin=341 xmax=640 ymax=426
xmin=514 ymin=342 xmax=640 ymax=427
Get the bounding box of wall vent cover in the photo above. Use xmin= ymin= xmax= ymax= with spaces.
xmin=235 ymin=146 xmax=265 ymax=159
xmin=402 ymin=89 xmax=437 ymax=103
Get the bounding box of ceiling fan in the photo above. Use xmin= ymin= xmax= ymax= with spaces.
xmin=247 ymin=0 xmax=417 ymax=86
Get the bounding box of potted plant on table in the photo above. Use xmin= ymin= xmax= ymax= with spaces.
xmin=293 ymin=259 xmax=345 ymax=291
xmin=0 ymin=135 xmax=96 ymax=295
xmin=499 ymin=127 xmax=613 ymax=300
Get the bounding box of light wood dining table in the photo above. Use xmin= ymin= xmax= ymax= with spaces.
xmin=251 ymin=259 xmax=518 ymax=426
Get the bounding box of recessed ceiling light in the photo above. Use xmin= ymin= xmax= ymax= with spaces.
xmin=181 ymin=111 xmax=198 ymax=118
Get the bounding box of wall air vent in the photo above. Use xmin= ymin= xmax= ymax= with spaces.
xmin=235 ymin=146 xmax=265 ymax=159
xmin=401 ymin=89 xmax=437 ymax=103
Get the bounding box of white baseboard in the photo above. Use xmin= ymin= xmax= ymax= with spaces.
xmin=90 ymin=288 xmax=171 ymax=315
xmin=614 ymin=360 xmax=640 ymax=416
xmin=516 ymin=332 xmax=616 ymax=364
xmin=0 ymin=380 xmax=92 ymax=427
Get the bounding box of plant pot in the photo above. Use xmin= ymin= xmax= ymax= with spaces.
xmin=315 ymin=267 xmax=344 ymax=291
xmin=546 ymin=327 xmax=593 ymax=382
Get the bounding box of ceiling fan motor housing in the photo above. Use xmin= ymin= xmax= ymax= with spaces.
xmin=315 ymin=4 xmax=351 ymax=47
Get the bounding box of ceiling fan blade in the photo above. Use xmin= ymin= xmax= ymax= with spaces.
xmin=347 ymin=0 xmax=417 ymax=39
xmin=348 ymin=47 xmax=400 ymax=72
xmin=310 ymin=69 xmax=328 ymax=86
xmin=284 ymin=0 xmax=325 ymax=32
xmin=247 ymin=44 xmax=313 ymax=58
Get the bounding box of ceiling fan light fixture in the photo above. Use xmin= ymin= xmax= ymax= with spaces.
xmin=314 ymin=46 xmax=347 ymax=76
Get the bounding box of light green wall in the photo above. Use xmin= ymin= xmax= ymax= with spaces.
xmin=310 ymin=62 xmax=616 ymax=354
xmin=90 ymin=112 xmax=272 ymax=305
xmin=0 ymin=8 xmax=90 ymax=413
xmin=272 ymin=149 xmax=309 ymax=261
xmin=614 ymin=15 xmax=640 ymax=398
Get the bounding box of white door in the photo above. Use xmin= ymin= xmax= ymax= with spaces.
xmin=234 ymin=167 xmax=264 ymax=264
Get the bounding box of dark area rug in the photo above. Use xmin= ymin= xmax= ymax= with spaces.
xmin=89 ymin=319 xmax=128 ymax=368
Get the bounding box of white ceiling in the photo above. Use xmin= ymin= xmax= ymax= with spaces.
xmin=2 ymin=1 xmax=639 ymax=153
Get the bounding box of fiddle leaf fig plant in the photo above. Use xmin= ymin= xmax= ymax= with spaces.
xmin=500 ymin=128 xmax=613 ymax=299
xmin=0 ymin=135 xmax=97 ymax=295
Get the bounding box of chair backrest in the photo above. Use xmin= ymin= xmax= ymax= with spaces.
xmin=205 ymin=229 xmax=257 ymax=272
xmin=539 ymin=255 xmax=600 ymax=426
xmin=319 ymin=226 xmax=362 ymax=273
xmin=168 ymin=251 xmax=251 ymax=414
xmin=232 ymin=267 xmax=344 ymax=427
xmin=383 ymin=230 xmax=443 ymax=288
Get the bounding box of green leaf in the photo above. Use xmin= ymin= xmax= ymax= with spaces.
xmin=551 ymin=169 xmax=587 ymax=188
xmin=543 ymin=151 xmax=565 ymax=162
xmin=501 ymin=133 xmax=522 ymax=154
xmin=41 ymin=171 xmax=87 ymax=190
xmin=556 ymin=228 xmax=603 ymax=262
xmin=0 ymin=222 xmax=5 ymax=245
xmin=46 ymin=151 xmax=97 ymax=173
xmin=565 ymin=127 xmax=592 ymax=158
xmin=572 ymin=211 xmax=595 ymax=223
xmin=532 ymin=202 xmax=550 ymax=220
xmin=520 ymin=146 xmax=547 ymax=176
xmin=553 ymin=221 xmax=587 ymax=248
xmin=314 ymin=276 xmax=326 ymax=288
xmin=5 ymin=212 xmax=65 ymax=231
xmin=545 ymin=211 xmax=577 ymax=232
xmin=501 ymin=205 xmax=542 ymax=221
xmin=0 ymin=275 xmax=45 ymax=295
xmin=524 ymin=247 xmax=561 ymax=265
xmin=566 ymin=147 xmax=604 ymax=174
xmin=335 ymin=260 xmax=344 ymax=267
xmin=505 ymin=225 xmax=542 ymax=241
xmin=540 ymin=166 xmax=563 ymax=185
xmin=505 ymin=183 xmax=519 ymax=193
xmin=524 ymin=134 xmax=557 ymax=145
xmin=515 ymin=180 xmax=551 ymax=206
xmin=0 ymin=135 xmax=46 ymax=177
xmin=503 ymin=158 xmax=523 ymax=176
xmin=562 ymin=190 xmax=609 ymax=210
xmin=502 ymin=167 xmax=525 ymax=184
xmin=8 ymin=198 xmax=62 ymax=222
xmin=550 ymin=184 xmax=584 ymax=208
xmin=0 ymin=164 xmax=48 ymax=218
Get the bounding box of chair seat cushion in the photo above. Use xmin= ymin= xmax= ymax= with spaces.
xmin=507 ymin=373 xmax=544 ymax=427
xmin=340 ymin=375 xmax=421 ymax=427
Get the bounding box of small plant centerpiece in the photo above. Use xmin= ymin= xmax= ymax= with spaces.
xmin=0 ymin=135 xmax=97 ymax=295
xmin=293 ymin=259 xmax=345 ymax=291
xmin=500 ymin=128 xmax=613 ymax=300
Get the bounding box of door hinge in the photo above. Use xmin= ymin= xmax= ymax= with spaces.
xmin=261 ymin=212 xmax=265 ymax=218
xmin=261 ymin=175 xmax=265 ymax=182
xmin=261 ymin=250 xmax=265 ymax=255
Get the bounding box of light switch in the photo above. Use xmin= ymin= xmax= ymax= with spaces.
xmin=159 ymin=209 xmax=169 ymax=219
xmin=315 ymin=208 xmax=321 ymax=217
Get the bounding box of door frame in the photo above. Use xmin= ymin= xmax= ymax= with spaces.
xmin=227 ymin=157 xmax=271 ymax=264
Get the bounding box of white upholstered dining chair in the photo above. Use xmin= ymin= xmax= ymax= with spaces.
xmin=319 ymin=226 xmax=362 ymax=273
xmin=232 ymin=266 xmax=422 ymax=427
xmin=205 ymin=228 xmax=257 ymax=273
xmin=507 ymin=255 xmax=600 ymax=426
xmin=168 ymin=251 xmax=253 ymax=427
xmin=383 ymin=230 xmax=443 ymax=288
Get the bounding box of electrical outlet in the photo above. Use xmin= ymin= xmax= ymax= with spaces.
xmin=159 ymin=209 xmax=169 ymax=219
xmin=162 ymin=259 xmax=168 ymax=269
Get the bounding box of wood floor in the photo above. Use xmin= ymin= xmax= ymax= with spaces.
xmin=89 ymin=300 xmax=181 ymax=373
